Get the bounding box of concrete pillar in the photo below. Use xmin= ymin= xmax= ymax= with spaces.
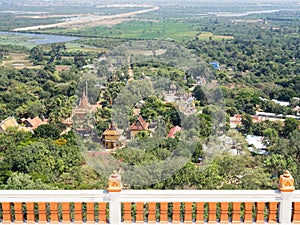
xmin=109 ymin=192 xmax=121 ymax=225
xmin=107 ymin=170 xmax=122 ymax=225
xmin=278 ymin=170 xmax=295 ymax=224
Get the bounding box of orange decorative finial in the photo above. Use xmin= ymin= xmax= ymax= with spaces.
xmin=107 ymin=170 xmax=122 ymax=192
xmin=279 ymin=170 xmax=295 ymax=192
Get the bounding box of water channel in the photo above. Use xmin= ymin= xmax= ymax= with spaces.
xmin=0 ymin=31 xmax=80 ymax=45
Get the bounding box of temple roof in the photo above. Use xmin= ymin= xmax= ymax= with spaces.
xmin=103 ymin=123 xmax=122 ymax=136
xmin=20 ymin=116 xmax=48 ymax=130
xmin=130 ymin=116 xmax=148 ymax=131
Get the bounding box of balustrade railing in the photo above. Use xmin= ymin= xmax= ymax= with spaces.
xmin=0 ymin=171 xmax=299 ymax=224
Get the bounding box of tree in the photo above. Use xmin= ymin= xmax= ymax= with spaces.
xmin=47 ymin=95 xmax=75 ymax=124
xmin=29 ymin=46 xmax=44 ymax=63
xmin=283 ymin=118 xmax=299 ymax=137
xmin=192 ymin=85 xmax=208 ymax=106
xmin=240 ymin=113 xmax=253 ymax=134
xmin=34 ymin=124 xmax=60 ymax=139
xmin=262 ymin=128 xmax=279 ymax=146
xmin=3 ymin=140 xmax=82 ymax=187
xmin=0 ymin=47 xmax=8 ymax=59
xmin=0 ymin=128 xmax=32 ymax=152
xmin=74 ymin=55 xmax=87 ymax=68
xmin=191 ymin=142 xmax=203 ymax=163
xmin=227 ymin=129 xmax=247 ymax=155
xmin=135 ymin=130 xmax=151 ymax=140
xmin=4 ymin=172 xmax=54 ymax=190
xmin=264 ymin=154 xmax=297 ymax=182
xmin=49 ymin=43 xmax=66 ymax=62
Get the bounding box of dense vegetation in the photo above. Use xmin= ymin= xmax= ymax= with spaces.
xmin=0 ymin=1 xmax=299 ymax=190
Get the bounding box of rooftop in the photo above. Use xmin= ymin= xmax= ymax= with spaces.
xmin=130 ymin=115 xmax=148 ymax=131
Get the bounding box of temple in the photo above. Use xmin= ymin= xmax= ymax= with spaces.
xmin=129 ymin=115 xmax=149 ymax=139
xmin=102 ymin=122 xmax=122 ymax=149
xmin=73 ymin=82 xmax=100 ymax=120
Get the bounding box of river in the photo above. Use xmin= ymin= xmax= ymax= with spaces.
xmin=0 ymin=31 xmax=80 ymax=45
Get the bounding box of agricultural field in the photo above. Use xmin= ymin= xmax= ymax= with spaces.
xmin=198 ymin=32 xmax=234 ymax=41
xmin=0 ymin=53 xmax=37 ymax=69
xmin=56 ymin=20 xmax=199 ymax=41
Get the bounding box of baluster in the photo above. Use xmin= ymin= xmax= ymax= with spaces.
xmin=268 ymin=202 xmax=278 ymax=224
xmin=256 ymin=202 xmax=265 ymax=224
xmin=172 ymin=202 xmax=181 ymax=224
xmin=195 ymin=202 xmax=204 ymax=224
xmin=74 ymin=202 xmax=82 ymax=224
xmin=123 ymin=203 xmax=132 ymax=223
xmin=160 ymin=202 xmax=168 ymax=224
xmin=85 ymin=202 xmax=95 ymax=224
xmin=220 ymin=202 xmax=229 ymax=224
xmin=26 ymin=202 xmax=35 ymax=224
xmin=38 ymin=202 xmax=47 ymax=224
xmin=61 ymin=202 xmax=70 ymax=224
xmin=135 ymin=202 xmax=144 ymax=224
xmin=293 ymin=202 xmax=300 ymax=224
xmin=14 ymin=202 xmax=23 ymax=224
xmin=50 ymin=202 xmax=59 ymax=224
xmin=231 ymin=202 xmax=241 ymax=224
xmin=147 ymin=202 xmax=156 ymax=224
xmin=208 ymin=202 xmax=216 ymax=224
xmin=184 ymin=202 xmax=193 ymax=224
xmin=98 ymin=202 xmax=107 ymax=224
xmin=2 ymin=202 xmax=12 ymax=224
xmin=244 ymin=202 xmax=253 ymax=224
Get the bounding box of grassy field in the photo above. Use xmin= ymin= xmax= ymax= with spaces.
xmin=0 ymin=53 xmax=41 ymax=69
xmin=198 ymin=32 xmax=234 ymax=41
xmin=65 ymin=42 xmax=107 ymax=53
xmin=53 ymin=20 xmax=199 ymax=42
xmin=0 ymin=33 xmax=36 ymax=48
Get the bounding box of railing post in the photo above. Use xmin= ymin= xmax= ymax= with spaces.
xmin=107 ymin=170 xmax=122 ymax=225
xmin=278 ymin=170 xmax=295 ymax=225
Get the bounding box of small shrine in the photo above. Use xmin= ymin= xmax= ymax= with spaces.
xmin=102 ymin=122 xmax=122 ymax=149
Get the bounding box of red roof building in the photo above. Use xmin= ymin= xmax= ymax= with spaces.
xmin=130 ymin=116 xmax=149 ymax=139
xmin=167 ymin=126 xmax=181 ymax=138
xmin=20 ymin=116 xmax=48 ymax=130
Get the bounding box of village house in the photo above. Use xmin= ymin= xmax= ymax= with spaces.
xmin=0 ymin=116 xmax=31 ymax=133
xmin=20 ymin=116 xmax=48 ymax=131
xmin=166 ymin=125 xmax=181 ymax=138
xmin=0 ymin=116 xmax=20 ymax=132
xmin=129 ymin=115 xmax=149 ymax=139
xmin=246 ymin=134 xmax=267 ymax=155
xmin=229 ymin=113 xmax=292 ymax=129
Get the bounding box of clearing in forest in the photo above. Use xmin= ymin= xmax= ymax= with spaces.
xmin=198 ymin=32 xmax=234 ymax=41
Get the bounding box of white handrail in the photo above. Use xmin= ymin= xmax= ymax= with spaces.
xmin=0 ymin=189 xmax=288 ymax=203
xmin=121 ymin=190 xmax=282 ymax=202
xmin=0 ymin=190 xmax=109 ymax=202
xmin=0 ymin=189 xmax=299 ymax=224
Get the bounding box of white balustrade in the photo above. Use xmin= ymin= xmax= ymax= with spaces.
xmin=0 ymin=189 xmax=299 ymax=224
